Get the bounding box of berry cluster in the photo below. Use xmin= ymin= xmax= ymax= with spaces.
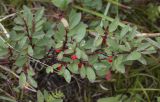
xmin=48 ymin=48 xmax=113 ymax=81
xmin=107 ymin=56 xmax=113 ymax=63
xmin=48 ymin=49 xmax=79 ymax=71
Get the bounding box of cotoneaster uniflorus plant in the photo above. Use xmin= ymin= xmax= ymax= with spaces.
xmin=0 ymin=2 xmax=159 ymax=98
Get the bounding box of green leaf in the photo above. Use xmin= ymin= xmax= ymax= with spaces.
xmin=88 ymin=55 xmax=98 ymax=64
xmin=28 ymin=75 xmax=37 ymax=88
xmin=75 ymin=48 xmax=81 ymax=59
xmin=28 ymin=67 xmax=35 ymax=76
xmin=19 ymin=37 xmax=27 ymax=48
xmin=23 ymin=5 xmax=33 ymax=27
xmin=95 ymin=26 xmax=105 ymax=36
xmin=96 ymin=68 xmax=108 ymax=77
xmin=46 ymin=66 xmax=53 ymax=73
xmin=15 ymin=55 xmax=27 ymax=67
xmin=80 ymin=40 xmax=86 ymax=47
xmin=10 ymin=31 xmax=25 ymax=41
xmin=86 ymin=67 xmax=96 ymax=82
xmin=68 ymin=22 xmax=87 ymax=42
xmin=35 ymin=18 xmax=46 ymax=31
xmin=14 ymin=16 xmax=24 ymax=25
xmin=35 ymin=25 xmax=43 ymax=32
xmin=19 ymin=73 xmax=26 ymax=88
xmin=37 ymin=90 xmax=44 ymax=102
xmin=138 ymin=56 xmax=147 ymax=65
xmin=28 ymin=45 xmax=34 ymax=56
xmin=107 ymin=38 xmax=119 ymax=50
xmin=64 ymin=69 xmax=71 ymax=83
xmin=61 ymin=57 xmax=72 ymax=62
xmin=93 ymin=36 xmax=103 ymax=47
xmin=128 ymin=26 xmax=137 ymax=40
xmin=75 ymin=48 xmax=88 ymax=60
xmin=146 ymin=38 xmax=160 ymax=49
xmin=80 ymin=66 xmax=86 ymax=79
xmin=124 ymin=41 xmax=131 ymax=51
xmin=0 ymin=48 xmax=8 ymax=56
xmin=57 ymin=52 xmax=64 ymax=60
xmin=120 ymin=25 xmax=129 ymax=38
xmin=51 ymin=0 xmax=71 ymax=10
xmin=136 ymin=43 xmax=151 ymax=51
xmin=32 ymin=31 xmax=45 ymax=39
xmin=52 ymin=64 xmax=61 ymax=69
xmin=93 ymin=63 xmax=106 ymax=70
xmin=33 ymin=46 xmax=46 ymax=59
xmin=141 ymin=46 xmax=157 ymax=54
xmin=64 ymin=49 xmax=74 ymax=54
xmin=103 ymin=20 xmax=109 ymax=28
xmin=113 ymin=55 xmax=125 ymax=73
xmin=55 ymin=42 xmax=63 ymax=49
xmin=126 ymin=51 xmax=141 ymax=61
xmin=54 ymin=23 xmax=65 ymax=41
xmin=0 ymin=38 xmax=8 ymax=48
xmin=35 ymin=7 xmax=44 ymax=22
xmin=141 ymin=50 xmax=157 ymax=54
xmin=69 ymin=10 xmax=81 ymax=29
xmin=13 ymin=26 xmax=24 ymax=31
xmin=74 ymin=22 xmax=87 ymax=42
xmin=116 ymin=64 xmax=125 ymax=73
xmin=109 ymin=17 xmax=119 ymax=32
xmin=81 ymin=50 xmax=88 ymax=61
xmin=119 ymin=45 xmax=130 ymax=52
xmin=68 ymin=63 xmax=79 ymax=74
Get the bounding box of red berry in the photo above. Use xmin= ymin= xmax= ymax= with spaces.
xmin=107 ymin=59 xmax=112 ymax=63
xmin=108 ymin=56 xmax=113 ymax=59
xmin=71 ymin=55 xmax=78 ymax=60
xmin=78 ymin=63 xmax=82 ymax=68
xmin=105 ymin=71 xmax=112 ymax=81
xmin=55 ymin=49 xmax=61 ymax=53
xmin=57 ymin=64 xmax=62 ymax=70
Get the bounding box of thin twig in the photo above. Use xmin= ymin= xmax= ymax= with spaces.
xmin=0 ymin=23 xmax=10 ymax=38
xmin=0 ymin=13 xmax=17 ymax=22
xmin=105 ymin=0 xmax=131 ymax=9
xmin=0 ymin=65 xmax=19 ymax=78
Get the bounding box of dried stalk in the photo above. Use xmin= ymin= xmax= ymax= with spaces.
xmin=136 ymin=33 xmax=160 ymax=37
xmin=89 ymin=31 xmax=160 ymax=37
